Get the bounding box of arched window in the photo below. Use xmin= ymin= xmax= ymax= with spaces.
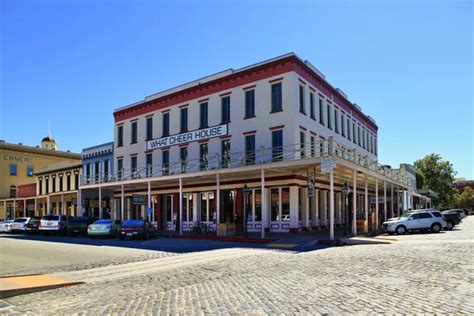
xmin=9 ymin=185 xmax=17 ymax=198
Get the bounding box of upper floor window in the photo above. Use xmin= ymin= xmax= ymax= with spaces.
xmin=353 ymin=122 xmax=357 ymax=144
xmin=199 ymin=143 xmax=208 ymax=170
xmin=200 ymin=102 xmax=208 ymax=128
xmin=180 ymin=147 xmax=188 ymax=173
xmin=309 ymin=92 xmax=315 ymax=120
xmin=10 ymin=164 xmax=17 ymax=176
xmin=299 ymin=85 xmax=306 ymax=114
xmin=245 ymin=90 xmax=255 ymax=118
xmin=271 ymin=82 xmax=282 ymax=112
xmin=146 ymin=153 xmax=153 ymax=176
xmin=347 ymin=118 xmax=351 ymax=140
xmin=59 ymin=176 xmax=63 ymax=192
xmin=51 ymin=177 xmax=56 ymax=193
xmin=221 ymin=96 xmax=231 ymax=124
xmin=146 ymin=117 xmax=153 ymax=141
xmin=300 ymin=131 xmax=306 ymax=158
xmin=117 ymin=158 xmax=123 ymax=180
xmin=245 ymin=134 xmax=256 ymax=165
xmin=374 ymin=138 xmax=378 ymax=156
xmin=319 ymin=98 xmax=324 ymax=125
xmin=162 ymin=112 xmax=170 ymax=137
xmin=334 ymin=109 xmax=339 ymax=134
xmin=66 ymin=174 xmax=71 ymax=191
xmin=327 ymin=104 xmax=332 ymax=130
xmin=131 ymin=156 xmax=138 ymax=177
xmin=341 ymin=113 xmax=345 ymax=137
xmin=357 ymin=126 xmax=361 ymax=146
xmin=131 ymin=121 xmax=138 ymax=144
xmin=27 ymin=166 xmax=33 ymax=177
xmin=180 ymin=107 xmax=188 ymax=133
xmin=104 ymin=160 xmax=109 ymax=178
xmin=221 ymin=139 xmax=231 ymax=168
xmin=74 ymin=173 xmax=79 ymax=190
xmin=45 ymin=178 xmax=49 ymax=194
xmin=9 ymin=185 xmax=16 ymax=198
xmin=39 ymin=178 xmax=43 ymax=195
xmin=272 ymin=129 xmax=283 ymax=161
xmin=162 ymin=150 xmax=170 ymax=175
xmin=117 ymin=125 xmax=123 ymax=147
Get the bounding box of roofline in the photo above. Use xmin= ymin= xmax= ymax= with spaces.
xmin=0 ymin=142 xmax=81 ymax=159
xmin=81 ymin=141 xmax=114 ymax=152
xmin=35 ymin=163 xmax=83 ymax=175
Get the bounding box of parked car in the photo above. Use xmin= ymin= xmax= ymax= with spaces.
xmin=26 ymin=216 xmax=42 ymax=234
xmin=10 ymin=217 xmax=31 ymax=233
xmin=441 ymin=211 xmax=462 ymax=230
xmin=462 ymin=208 xmax=471 ymax=216
xmin=443 ymin=209 xmax=467 ymax=220
xmin=66 ymin=216 xmax=97 ymax=236
xmin=382 ymin=209 xmax=446 ymax=234
xmin=0 ymin=220 xmax=14 ymax=233
xmin=87 ymin=219 xmax=121 ymax=238
xmin=39 ymin=215 xmax=69 ymax=235
xmin=119 ymin=220 xmax=156 ymax=240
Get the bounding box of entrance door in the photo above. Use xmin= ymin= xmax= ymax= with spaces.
xmin=221 ymin=190 xmax=235 ymax=224
xmin=182 ymin=193 xmax=194 ymax=231
xmin=270 ymin=187 xmax=290 ymax=232
xmin=200 ymin=192 xmax=215 ymax=229
xmin=245 ymin=189 xmax=262 ymax=232
xmin=164 ymin=195 xmax=174 ymax=230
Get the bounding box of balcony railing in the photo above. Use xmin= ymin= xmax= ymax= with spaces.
xmin=80 ymin=138 xmax=410 ymax=187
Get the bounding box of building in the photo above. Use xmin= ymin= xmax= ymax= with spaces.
xmin=452 ymin=178 xmax=474 ymax=193
xmin=0 ymin=137 xmax=81 ymax=219
xmin=80 ymin=53 xmax=415 ymax=239
xmin=395 ymin=163 xmax=431 ymax=210
xmin=81 ymin=142 xmax=114 ymax=218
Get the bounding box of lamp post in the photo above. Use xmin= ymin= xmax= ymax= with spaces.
xmin=342 ymin=182 xmax=350 ymax=236
xmin=242 ymin=184 xmax=250 ymax=237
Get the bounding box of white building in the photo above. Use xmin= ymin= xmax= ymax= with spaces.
xmin=81 ymin=53 xmax=416 ymax=239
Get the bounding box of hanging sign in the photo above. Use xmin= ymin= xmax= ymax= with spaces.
xmin=132 ymin=195 xmax=147 ymax=205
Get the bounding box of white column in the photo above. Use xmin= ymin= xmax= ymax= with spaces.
xmin=397 ymin=187 xmax=400 ymax=215
xmin=364 ymin=176 xmax=368 ymax=233
xmin=98 ymin=187 xmax=102 ymax=219
xmin=192 ymin=193 xmax=199 ymax=223
xmin=216 ymin=173 xmax=220 ymax=230
xmin=47 ymin=195 xmax=51 ymax=215
xmin=329 ymin=168 xmax=335 ymax=240
xmin=261 ymin=169 xmax=266 ymax=238
xmin=179 ymin=177 xmax=183 ymax=235
xmin=383 ymin=181 xmax=387 ymax=221
xmin=352 ymin=169 xmax=357 ymax=235
xmin=147 ymin=181 xmax=151 ymax=222
xmin=390 ymin=183 xmax=394 ymax=218
xmin=289 ymin=186 xmax=299 ymax=231
xmin=121 ymin=184 xmax=124 ymax=221
xmin=375 ymin=178 xmax=379 ymax=231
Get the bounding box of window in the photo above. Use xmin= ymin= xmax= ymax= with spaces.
xmin=180 ymin=147 xmax=188 ymax=173
xmin=374 ymin=138 xmax=378 ymax=155
xmin=131 ymin=121 xmax=138 ymax=144
xmin=245 ymin=90 xmax=255 ymax=118
xmin=309 ymin=92 xmax=315 ymax=120
xmin=131 ymin=156 xmax=137 ymax=177
xmin=45 ymin=178 xmax=49 ymax=194
xmin=347 ymin=118 xmax=351 ymax=140
xmin=104 ymin=160 xmax=109 ymax=180
xmin=327 ymin=104 xmax=332 ymax=130
xmin=341 ymin=113 xmax=345 ymax=137
xmin=245 ymin=134 xmax=256 ymax=165
xmin=86 ymin=164 xmax=91 ymax=183
xmin=271 ymin=188 xmax=279 ymax=221
xmin=39 ymin=178 xmax=43 ymax=195
xmin=358 ymin=126 xmax=361 ymax=146
xmin=95 ymin=161 xmax=100 ymax=181
xmin=27 ymin=166 xmax=33 ymax=177
xmin=74 ymin=174 xmax=79 ymax=190
xmin=146 ymin=117 xmax=153 ymax=141
xmin=271 ymin=82 xmax=282 ymax=112
xmin=162 ymin=150 xmax=169 ymax=175
xmin=117 ymin=125 xmax=123 ymax=147
xmin=117 ymin=158 xmax=123 ymax=180
xmin=353 ymin=122 xmax=357 ymax=144
xmin=300 ymin=131 xmax=306 ymax=158
xmin=9 ymin=185 xmax=16 ymax=198
xmin=10 ymin=164 xmax=17 ymax=176
xmin=180 ymin=107 xmax=188 ymax=133
xmin=270 ymin=187 xmax=290 ymax=221
xmin=334 ymin=109 xmax=339 ymax=134
xmin=221 ymin=139 xmax=231 ymax=168
xmin=362 ymin=129 xmax=366 ymax=149
xmin=311 ymin=135 xmax=316 ymax=157
xmin=199 ymin=143 xmax=208 ymax=170
xmin=146 ymin=153 xmax=153 ymax=176
xmin=221 ymin=96 xmax=231 ymax=123
xmin=162 ymin=112 xmax=170 ymax=137
xmin=52 ymin=177 xmax=56 ymax=193
xmin=272 ymin=130 xmax=283 ymax=161
xmin=59 ymin=176 xmax=63 ymax=192
xmin=299 ymin=85 xmax=306 ymax=114
xmin=319 ymin=98 xmax=324 ymax=125
xmin=200 ymin=102 xmax=208 ymax=128
xmin=366 ymin=131 xmax=369 ymax=151
xmin=66 ymin=175 xmax=71 ymax=191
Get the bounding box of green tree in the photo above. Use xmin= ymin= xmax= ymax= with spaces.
xmin=456 ymin=187 xmax=474 ymax=209
xmin=414 ymin=153 xmax=457 ymax=208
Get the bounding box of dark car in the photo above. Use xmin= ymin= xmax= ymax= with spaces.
xmin=26 ymin=216 xmax=42 ymax=234
xmin=119 ymin=220 xmax=156 ymax=240
xmin=441 ymin=211 xmax=462 ymax=230
xmin=462 ymin=208 xmax=471 ymax=216
xmin=66 ymin=216 xmax=97 ymax=236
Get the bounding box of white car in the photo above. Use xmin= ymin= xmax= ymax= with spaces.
xmin=11 ymin=217 xmax=31 ymax=233
xmin=39 ymin=215 xmax=69 ymax=234
xmin=0 ymin=220 xmax=14 ymax=233
xmin=382 ymin=209 xmax=446 ymax=235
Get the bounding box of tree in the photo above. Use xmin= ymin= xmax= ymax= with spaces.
xmin=456 ymin=187 xmax=474 ymax=209
xmin=414 ymin=153 xmax=457 ymax=208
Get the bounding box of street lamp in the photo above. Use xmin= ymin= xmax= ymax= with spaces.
xmin=242 ymin=184 xmax=250 ymax=237
xmin=342 ymin=182 xmax=350 ymax=236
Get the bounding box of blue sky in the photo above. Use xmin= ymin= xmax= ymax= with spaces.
xmin=1 ymin=0 xmax=472 ymax=178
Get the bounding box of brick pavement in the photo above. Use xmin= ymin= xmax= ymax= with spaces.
xmin=1 ymin=217 xmax=473 ymax=314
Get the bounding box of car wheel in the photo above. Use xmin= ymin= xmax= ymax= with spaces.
xmin=396 ymin=225 xmax=407 ymax=235
xmin=445 ymin=221 xmax=454 ymax=231
xmin=431 ymin=223 xmax=442 ymax=233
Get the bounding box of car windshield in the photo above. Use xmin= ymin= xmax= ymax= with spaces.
xmin=93 ymin=220 xmax=112 ymax=225
xmin=70 ymin=217 xmax=88 ymax=223
xmin=123 ymin=220 xmax=144 ymax=227
xmin=399 ymin=213 xmax=412 ymax=219
xmin=42 ymin=215 xmax=59 ymax=221
xmin=14 ymin=218 xmax=28 ymax=222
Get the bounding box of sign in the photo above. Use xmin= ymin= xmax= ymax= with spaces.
xmin=321 ymin=157 xmax=336 ymax=174
xmin=3 ymin=154 xmax=32 ymax=164
xmin=307 ymin=175 xmax=315 ymax=197
xmin=132 ymin=195 xmax=147 ymax=205
xmin=147 ymin=124 xmax=228 ymax=150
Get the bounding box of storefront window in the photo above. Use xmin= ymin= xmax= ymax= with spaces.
xmin=271 ymin=188 xmax=279 ymax=221
xmin=282 ymin=188 xmax=290 ymax=221
xmin=254 ymin=189 xmax=262 ymax=221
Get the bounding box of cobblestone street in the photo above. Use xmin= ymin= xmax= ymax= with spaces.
xmin=1 ymin=217 xmax=473 ymax=315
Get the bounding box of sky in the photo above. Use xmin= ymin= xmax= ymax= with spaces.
xmin=0 ymin=0 xmax=472 ymax=178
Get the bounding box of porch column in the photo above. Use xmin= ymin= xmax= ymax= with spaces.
xmin=121 ymin=184 xmax=124 ymax=221
xmin=352 ymin=169 xmax=357 ymax=235
xmin=329 ymin=168 xmax=335 ymax=240
xmin=3 ymin=200 xmax=6 ymax=219
xmin=261 ymin=169 xmax=266 ymax=238
xmin=216 ymin=173 xmax=220 ymax=228
xmin=23 ymin=198 xmax=27 ymax=217
xmin=192 ymin=193 xmax=199 ymax=223
xmin=179 ymin=177 xmax=183 ymax=235
xmin=147 ymin=181 xmax=151 ymax=222
xmin=289 ymin=186 xmax=299 ymax=232
xmin=375 ymin=178 xmax=379 ymax=231
xmin=311 ymin=189 xmax=318 ymax=228
xmin=99 ymin=187 xmax=102 ymax=219
xmin=364 ymin=176 xmax=368 ymax=233
xmin=383 ymin=181 xmax=387 ymax=221
xmin=397 ymin=187 xmax=400 ymax=216
xmin=303 ymin=188 xmax=310 ymax=229
xmin=390 ymin=183 xmax=394 ymax=218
